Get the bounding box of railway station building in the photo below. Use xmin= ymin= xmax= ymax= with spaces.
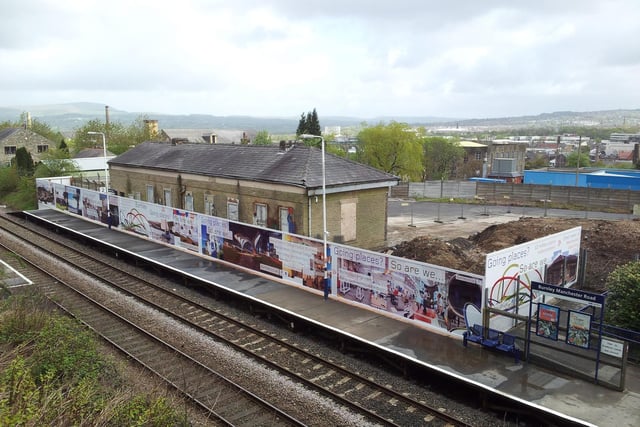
xmin=108 ymin=141 xmax=399 ymax=250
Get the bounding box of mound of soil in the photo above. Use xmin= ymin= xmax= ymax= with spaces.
xmin=388 ymin=217 xmax=640 ymax=292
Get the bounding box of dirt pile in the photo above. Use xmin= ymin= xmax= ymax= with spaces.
xmin=387 ymin=217 xmax=640 ymax=292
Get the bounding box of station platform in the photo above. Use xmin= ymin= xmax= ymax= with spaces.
xmin=21 ymin=209 xmax=640 ymax=427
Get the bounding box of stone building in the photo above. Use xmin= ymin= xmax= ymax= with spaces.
xmin=486 ymin=140 xmax=528 ymax=183
xmin=0 ymin=127 xmax=55 ymax=166
xmin=108 ymin=141 xmax=398 ymax=250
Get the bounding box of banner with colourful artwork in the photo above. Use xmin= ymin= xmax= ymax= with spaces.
xmin=333 ymin=243 xmax=484 ymax=332
xmin=485 ymin=227 xmax=582 ymax=330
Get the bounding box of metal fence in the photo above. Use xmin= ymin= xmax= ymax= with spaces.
xmin=397 ymin=180 xmax=640 ymax=213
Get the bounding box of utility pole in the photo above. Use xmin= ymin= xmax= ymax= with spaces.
xmin=575 ymin=135 xmax=582 ymax=187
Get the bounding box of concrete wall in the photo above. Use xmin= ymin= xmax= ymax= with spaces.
xmin=476 ymin=182 xmax=640 ymax=212
xmin=401 ymin=178 xmax=640 ymax=213
xmin=407 ymin=181 xmax=477 ymax=199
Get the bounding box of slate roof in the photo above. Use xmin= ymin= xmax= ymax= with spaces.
xmin=0 ymin=128 xmax=20 ymax=140
xmin=109 ymin=141 xmax=398 ymax=190
xmin=74 ymin=148 xmax=116 ymax=158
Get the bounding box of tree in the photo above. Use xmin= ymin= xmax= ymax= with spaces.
xmin=295 ymin=108 xmax=321 ymax=138
xmin=32 ymin=142 xmax=78 ymax=178
xmin=0 ymin=166 xmax=20 ymax=196
xmin=12 ymin=147 xmax=34 ymax=176
xmin=296 ymin=113 xmax=307 ymax=137
xmin=21 ymin=114 xmax=63 ymax=143
xmin=565 ymin=151 xmax=590 ymax=168
xmin=604 ymin=261 xmax=640 ymax=331
xmin=58 ymin=138 xmax=69 ymax=154
xmin=253 ymin=130 xmax=272 ymax=145
xmin=525 ymin=153 xmax=550 ymax=170
xmin=308 ymin=108 xmax=321 ymax=135
xmin=73 ymin=115 xmax=152 ymax=156
xmin=422 ymin=137 xmax=464 ymax=181
xmin=357 ymin=122 xmax=423 ymax=180
xmin=0 ymin=114 xmax=64 ymax=146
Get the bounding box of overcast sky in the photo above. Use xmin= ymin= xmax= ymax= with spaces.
xmin=2 ymin=0 xmax=639 ymax=120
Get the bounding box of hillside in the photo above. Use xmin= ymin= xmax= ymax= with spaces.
xmin=2 ymin=102 xmax=639 ymax=133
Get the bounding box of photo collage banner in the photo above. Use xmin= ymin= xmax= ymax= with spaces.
xmin=36 ymin=180 xmax=486 ymax=333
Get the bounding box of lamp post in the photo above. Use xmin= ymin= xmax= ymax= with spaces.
xmin=300 ymin=134 xmax=329 ymax=298
xmin=87 ymin=131 xmax=109 ymax=220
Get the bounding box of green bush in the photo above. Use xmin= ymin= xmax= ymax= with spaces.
xmin=0 ymin=167 xmax=19 ymax=196
xmin=109 ymin=395 xmax=189 ymax=426
xmin=30 ymin=316 xmax=107 ymax=385
xmin=0 ymin=296 xmax=190 ymax=425
xmin=605 ymin=261 xmax=640 ymax=331
xmin=0 ymin=293 xmax=50 ymax=344
xmin=3 ymin=176 xmax=37 ymax=210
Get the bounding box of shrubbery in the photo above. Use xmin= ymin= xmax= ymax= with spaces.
xmin=604 ymin=261 xmax=640 ymax=331
xmin=0 ymin=294 xmax=190 ymax=425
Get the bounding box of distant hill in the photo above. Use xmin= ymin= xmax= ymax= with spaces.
xmin=440 ymin=109 xmax=640 ymax=130
xmin=0 ymin=102 xmax=455 ymax=133
xmin=1 ymin=102 xmax=639 ymax=133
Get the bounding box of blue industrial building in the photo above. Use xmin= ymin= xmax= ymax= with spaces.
xmin=524 ymin=169 xmax=640 ymax=190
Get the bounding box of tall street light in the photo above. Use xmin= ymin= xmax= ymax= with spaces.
xmin=300 ymin=134 xmax=329 ymax=298
xmin=87 ymin=131 xmax=109 ymax=219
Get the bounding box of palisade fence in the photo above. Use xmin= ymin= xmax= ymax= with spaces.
xmin=398 ymin=181 xmax=640 ymax=213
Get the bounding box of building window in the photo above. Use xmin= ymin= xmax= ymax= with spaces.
xmin=475 ymin=152 xmax=482 ymax=161
xmin=185 ymin=191 xmax=194 ymax=211
xmin=4 ymin=146 xmax=16 ymax=155
xmin=146 ymin=185 xmax=154 ymax=202
xmin=340 ymin=200 xmax=357 ymax=242
xmin=227 ymin=198 xmax=238 ymax=221
xmin=163 ymin=189 xmax=172 ymax=207
xmin=204 ymin=194 xmax=216 ymax=216
xmin=37 ymin=145 xmax=49 ymax=153
xmin=253 ymin=203 xmax=267 ymax=227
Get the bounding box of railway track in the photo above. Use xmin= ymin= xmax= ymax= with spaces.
xmin=0 ymin=216 xmax=305 ymax=427
xmin=1 ymin=213 xmax=481 ymax=426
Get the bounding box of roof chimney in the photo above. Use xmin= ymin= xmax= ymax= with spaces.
xmin=144 ymin=119 xmax=159 ymax=139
